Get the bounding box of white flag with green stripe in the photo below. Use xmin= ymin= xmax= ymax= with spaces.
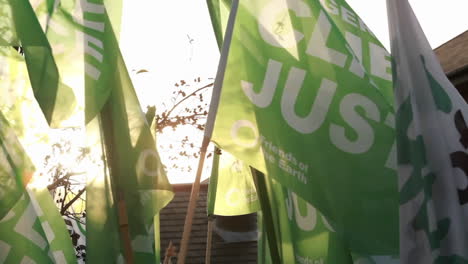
xmin=388 ymin=0 xmax=468 ymax=262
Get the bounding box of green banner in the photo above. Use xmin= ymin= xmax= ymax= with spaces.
xmin=0 ymin=185 xmax=77 ymax=263
xmin=257 ymin=174 xmax=400 ymax=264
xmin=388 ymin=0 xmax=468 ymax=262
xmin=207 ymin=148 xmax=260 ymax=216
xmin=74 ymin=2 xmax=173 ymax=263
xmin=0 ymin=0 xmax=76 ymax=127
xmin=209 ymin=0 xmax=398 ymax=255
xmin=206 ymin=0 xmax=232 ymax=49
xmin=28 ymin=0 xmax=174 ymax=262
xmin=0 ymin=112 xmax=33 ymax=220
xmin=0 ymin=49 xmax=35 ymax=218
xmin=256 ymin=172 xmax=352 ymax=264
xmin=0 ymin=44 xmax=76 ymax=264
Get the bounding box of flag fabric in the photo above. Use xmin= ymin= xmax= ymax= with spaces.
xmin=28 ymin=0 xmax=174 ymax=262
xmin=63 ymin=215 xmax=87 ymax=263
xmin=207 ymin=148 xmax=260 ymax=216
xmin=208 ymin=0 xmax=398 ymax=255
xmin=256 ymin=172 xmax=401 ymax=264
xmin=0 ymin=0 xmax=76 ymax=127
xmin=206 ymin=0 xmax=232 ymax=49
xmin=0 ymin=43 xmax=77 ymax=264
xmin=0 ymin=46 xmax=54 ymax=169
xmin=0 ymin=112 xmax=34 ymax=220
xmin=387 ymin=0 xmax=468 ymax=262
xmin=85 ymin=23 xmax=173 ymax=264
xmin=0 ymin=187 xmax=77 ymax=264
xmin=31 ymin=0 xmax=123 ymax=125
xmin=0 ymin=48 xmax=38 ymax=221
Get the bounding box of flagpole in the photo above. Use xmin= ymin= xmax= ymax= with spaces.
xmin=117 ymin=191 xmax=135 ymax=264
xmin=250 ymin=168 xmax=282 ymax=263
xmin=205 ymin=216 xmax=215 ymax=264
xmin=100 ymin=102 xmax=135 ymax=264
xmin=177 ymin=1 xmax=239 ymax=263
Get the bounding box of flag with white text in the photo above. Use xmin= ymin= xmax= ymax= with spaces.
xmin=30 ymin=0 xmax=174 ymax=262
xmin=209 ymin=0 xmax=399 ymax=255
xmin=0 ymin=187 xmax=77 ymax=264
xmin=207 ymin=148 xmax=260 ymax=216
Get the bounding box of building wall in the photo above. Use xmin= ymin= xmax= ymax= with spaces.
xmin=159 ymin=184 xmax=257 ymax=264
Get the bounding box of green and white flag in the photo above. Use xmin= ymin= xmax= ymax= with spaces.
xmin=0 ymin=187 xmax=77 ymax=264
xmin=76 ymin=2 xmax=173 ymax=263
xmin=29 ymin=0 xmax=174 ymax=262
xmin=387 ymin=0 xmax=468 ymax=263
xmin=0 ymin=112 xmax=33 ymax=220
xmin=208 ymin=0 xmax=398 ymax=254
xmin=206 ymin=0 xmax=232 ymax=49
xmin=263 ymin=176 xmax=352 ymax=264
xmin=31 ymin=0 xmax=123 ymax=125
xmin=0 ymin=43 xmax=77 ymax=264
xmin=0 ymin=0 xmax=76 ymax=127
xmin=257 ymin=174 xmax=400 ymax=264
xmin=207 ymin=148 xmax=260 ymax=216
xmin=63 ymin=215 xmax=86 ymax=262
xmin=0 ymin=49 xmax=35 ymax=219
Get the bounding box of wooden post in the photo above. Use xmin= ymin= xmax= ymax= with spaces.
xmin=177 ymin=1 xmax=239 ymax=263
xmin=205 ymin=216 xmax=215 ymax=264
xmin=117 ymin=191 xmax=135 ymax=264
xmin=177 ymin=138 xmax=209 ymax=264
xmin=100 ymin=102 xmax=135 ymax=264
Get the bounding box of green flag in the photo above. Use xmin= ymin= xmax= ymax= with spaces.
xmin=388 ymin=0 xmax=468 ymax=262
xmin=0 ymin=0 xmax=76 ymax=127
xmin=206 ymin=0 xmax=232 ymax=49
xmin=0 ymin=187 xmax=77 ymax=263
xmin=0 ymin=49 xmax=35 ymax=218
xmin=0 ymin=44 xmax=77 ymax=264
xmin=254 ymin=170 xmax=354 ymax=264
xmin=0 ymin=112 xmax=33 ymax=220
xmin=256 ymin=172 xmax=401 ymax=264
xmin=207 ymin=148 xmax=260 ymax=216
xmin=70 ymin=2 xmax=173 ymax=262
xmin=31 ymin=0 xmax=122 ymax=125
xmin=208 ymin=0 xmax=398 ymax=254
xmin=28 ymin=0 xmax=174 ymax=262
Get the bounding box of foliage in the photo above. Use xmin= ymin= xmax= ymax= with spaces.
xmin=44 ymin=75 xmax=214 ymax=214
xmin=40 ymin=74 xmax=214 ymax=262
xmin=152 ymin=76 xmax=214 ymax=175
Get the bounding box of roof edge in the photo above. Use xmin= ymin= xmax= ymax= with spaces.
xmin=434 ymin=30 xmax=468 ymax=51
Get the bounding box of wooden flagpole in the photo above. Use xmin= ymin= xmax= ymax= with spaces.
xmin=177 ymin=1 xmax=239 ymax=263
xmin=177 ymin=137 xmax=209 ymax=264
xmin=205 ymin=216 xmax=215 ymax=264
xmin=100 ymin=102 xmax=135 ymax=264
xmin=117 ymin=191 xmax=135 ymax=264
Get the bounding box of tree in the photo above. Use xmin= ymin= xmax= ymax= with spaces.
xmin=39 ymin=72 xmax=214 ymax=263
xmin=44 ymin=74 xmax=214 ymax=215
xmin=152 ymin=76 xmax=215 ymax=175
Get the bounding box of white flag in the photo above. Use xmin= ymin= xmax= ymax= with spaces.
xmin=387 ymin=0 xmax=468 ymax=263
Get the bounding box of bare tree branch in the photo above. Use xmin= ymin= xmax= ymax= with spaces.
xmin=47 ymin=171 xmax=86 ymax=191
xmin=61 ymin=188 xmax=86 ymax=215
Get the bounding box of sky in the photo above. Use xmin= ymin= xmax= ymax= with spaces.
xmin=119 ymin=0 xmax=468 ymax=183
